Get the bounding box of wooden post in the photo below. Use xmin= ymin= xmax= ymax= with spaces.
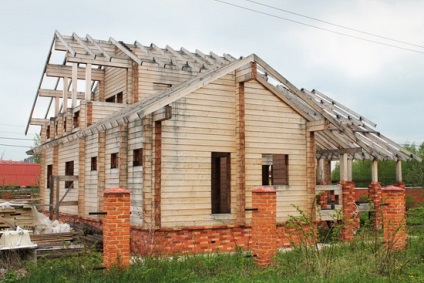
xmin=396 ymin=160 xmax=402 ymax=183
xmin=339 ymin=153 xmax=348 ymax=182
xmin=317 ymin=158 xmax=325 ymax=184
xmin=371 ymin=160 xmax=378 ymax=183
xmin=72 ymin=63 xmax=78 ymax=108
xmin=63 ymin=77 xmax=68 ymax=113
xmin=85 ymin=63 xmax=91 ymax=101
xmin=347 ymin=158 xmax=352 ymax=182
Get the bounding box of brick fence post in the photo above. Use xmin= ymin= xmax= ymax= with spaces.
xmin=340 ymin=181 xmax=358 ymax=241
xmin=251 ymin=188 xmax=277 ymax=268
xmin=103 ymin=188 xmax=131 ymax=269
xmin=382 ymin=186 xmax=406 ymax=250
xmin=368 ymin=182 xmax=382 ymax=229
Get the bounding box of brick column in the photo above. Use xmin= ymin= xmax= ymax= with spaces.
xmin=381 ymin=186 xmax=406 ymax=250
xmin=340 ymin=181 xmax=358 ymax=241
xmin=251 ymin=188 xmax=277 ymax=268
xmin=369 ymin=182 xmax=382 ymax=229
xmin=103 ymin=188 xmax=131 ymax=269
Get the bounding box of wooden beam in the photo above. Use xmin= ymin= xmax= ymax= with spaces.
xmin=109 ymin=37 xmax=143 ymax=65
xmin=316 ymin=147 xmax=362 ymax=156
xmin=46 ymin=64 xmax=105 ymax=81
xmin=30 ymin=118 xmax=49 ymax=125
xmin=166 ymin=45 xmax=198 ymax=71
xmin=135 ymin=41 xmax=165 ymax=67
xmin=181 ymin=47 xmax=211 ymax=70
xmin=209 ymin=51 xmax=227 ymax=65
xmin=340 ymin=153 xmax=348 ymax=182
xmin=72 ymin=33 xmax=96 ymax=59
xmin=38 ymin=89 xmax=85 ymax=99
xmin=153 ymin=105 xmax=172 ymax=122
xmin=66 ymin=53 xmax=131 ymax=68
xmin=55 ymin=30 xmax=76 ymax=57
xmin=86 ymin=34 xmax=111 ymax=61
xmin=306 ymin=120 xmax=329 ymax=132
xmin=195 ymin=49 xmax=216 ymax=65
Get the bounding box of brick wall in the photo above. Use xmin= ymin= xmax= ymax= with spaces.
xmin=381 ymin=186 xmax=406 ymax=250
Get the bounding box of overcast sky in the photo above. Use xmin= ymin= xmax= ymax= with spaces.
xmin=1 ymin=0 xmax=423 ymax=161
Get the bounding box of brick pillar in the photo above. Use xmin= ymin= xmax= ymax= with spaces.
xmin=393 ymin=182 xmax=405 ymax=189
xmin=369 ymin=182 xmax=382 ymax=229
xmin=251 ymin=188 xmax=277 ymax=268
xmin=340 ymin=181 xmax=357 ymax=241
xmin=103 ymin=188 xmax=131 ymax=269
xmin=381 ymin=186 xmax=406 ymax=250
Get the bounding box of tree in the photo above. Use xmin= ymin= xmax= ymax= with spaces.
xmin=330 ymin=141 xmax=424 ymax=187
xmin=33 ymin=133 xmax=41 ymax=164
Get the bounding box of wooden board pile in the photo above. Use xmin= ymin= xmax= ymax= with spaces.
xmin=0 ymin=201 xmax=34 ymax=232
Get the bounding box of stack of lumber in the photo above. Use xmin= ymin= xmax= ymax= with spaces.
xmin=30 ymin=232 xmax=80 ymax=247
xmin=0 ymin=201 xmax=34 ymax=232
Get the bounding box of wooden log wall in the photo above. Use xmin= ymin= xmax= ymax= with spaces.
xmin=244 ymin=81 xmax=308 ymax=222
xmin=160 ymin=74 xmax=237 ymax=227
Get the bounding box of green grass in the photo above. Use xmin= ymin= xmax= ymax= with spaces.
xmin=5 ymin=206 xmax=424 ymax=283
xmin=7 ymin=225 xmax=422 ymax=283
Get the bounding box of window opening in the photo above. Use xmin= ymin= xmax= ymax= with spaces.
xmin=262 ymin=154 xmax=289 ymax=185
xmin=133 ymin=148 xmax=143 ymax=167
xmin=211 ymin=152 xmax=231 ymax=214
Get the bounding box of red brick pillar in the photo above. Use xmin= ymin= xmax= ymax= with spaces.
xmin=382 ymin=186 xmax=406 ymax=250
xmin=251 ymin=188 xmax=277 ymax=268
xmin=103 ymin=188 xmax=131 ymax=269
xmin=393 ymin=182 xmax=405 ymax=189
xmin=369 ymin=182 xmax=382 ymax=229
xmin=340 ymin=181 xmax=357 ymax=241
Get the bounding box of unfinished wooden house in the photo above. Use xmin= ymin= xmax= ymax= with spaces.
xmin=26 ymin=31 xmax=421 ymax=253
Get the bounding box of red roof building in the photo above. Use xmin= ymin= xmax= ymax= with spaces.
xmin=0 ymin=161 xmax=40 ymax=187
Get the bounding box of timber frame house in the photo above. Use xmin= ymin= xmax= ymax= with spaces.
xmin=26 ymin=31 xmax=421 ymax=251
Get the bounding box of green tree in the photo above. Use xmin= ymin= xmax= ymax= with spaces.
xmin=33 ymin=133 xmax=41 ymax=164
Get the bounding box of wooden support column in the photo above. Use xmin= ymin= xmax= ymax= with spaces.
xmin=63 ymin=77 xmax=68 ymax=113
xmin=72 ymin=63 xmax=78 ymax=108
xmin=317 ymin=158 xmax=325 ymax=184
xmin=99 ymin=80 xmax=105 ymax=102
xmin=65 ymin=109 xmax=73 ymax=133
xmin=52 ymin=146 xmax=59 ymax=219
xmin=371 ymin=159 xmax=378 ymax=183
xmin=97 ymin=131 xmax=106 ymax=213
xmin=119 ymin=123 xmax=128 ymax=189
xmin=153 ymin=121 xmax=162 ymax=228
xmin=142 ymin=116 xmax=153 ymax=227
xmin=85 ymin=63 xmax=91 ymax=101
xmin=55 ymin=97 xmax=60 ymax=117
xmin=339 ymin=153 xmax=348 ymax=182
xmin=133 ymin=62 xmax=139 ymax=103
xmin=396 ymin=160 xmax=402 ymax=183
xmin=236 ymin=82 xmax=246 ymax=224
xmin=306 ymin=132 xmax=316 ymax=216
xmin=39 ymin=124 xmax=47 ymax=207
xmin=347 ymin=158 xmax=352 ymax=182
xmin=78 ymin=137 xmax=86 ymax=217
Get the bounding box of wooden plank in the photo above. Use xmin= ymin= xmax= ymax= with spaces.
xmin=46 ymin=64 xmax=105 ymax=81
xmin=166 ymin=45 xmax=198 ymax=71
xmin=38 ymin=89 xmax=85 ymax=99
xmin=109 ymin=37 xmax=143 ymax=65
xmin=86 ymin=34 xmax=111 ymax=61
xmin=153 ymin=105 xmax=172 ymax=122
xmin=30 ymin=118 xmax=49 ymax=126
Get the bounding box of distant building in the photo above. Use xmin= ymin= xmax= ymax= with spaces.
xmin=0 ymin=161 xmax=40 ymax=187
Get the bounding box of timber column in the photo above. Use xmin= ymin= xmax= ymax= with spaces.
xmin=381 ymin=186 xmax=406 ymax=250
xmin=251 ymin=188 xmax=277 ymax=268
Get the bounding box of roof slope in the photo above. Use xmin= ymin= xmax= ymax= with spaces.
xmin=0 ymin=161 xmax=40 ymax=187
xmin=26 ymin=31 xmax=421 ymax=162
